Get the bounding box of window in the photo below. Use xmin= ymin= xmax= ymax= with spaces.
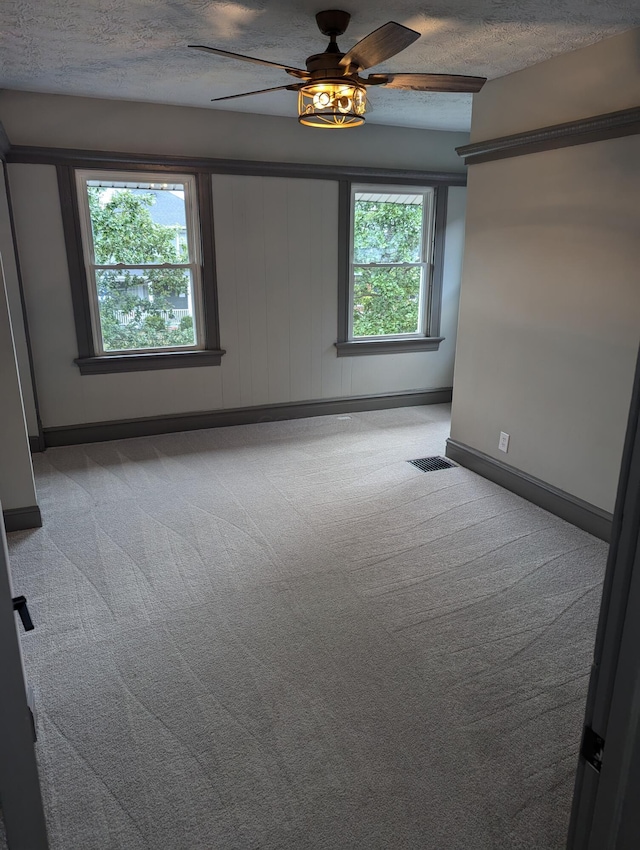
xmin=77 ymin=172 xmax=201 ymax=355
xmin=58 ymin=166 xmax=224 ymax=374
xmin=336 ymin=183 xmax=447 ymax=356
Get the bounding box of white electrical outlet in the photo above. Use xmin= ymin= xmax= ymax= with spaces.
xmin=499 ymin=431 xmax=510 ymax=453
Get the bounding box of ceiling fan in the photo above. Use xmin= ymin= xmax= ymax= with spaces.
xmin=189 ymin=9 xmax=486 ymax=128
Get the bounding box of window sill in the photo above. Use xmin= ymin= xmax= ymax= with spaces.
xmin=75 ymin=349 xmax=226 ymax=374
xmin=335 ymin=337 xmax=444 ymax=357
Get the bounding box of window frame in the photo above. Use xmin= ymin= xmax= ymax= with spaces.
xmin=336 ymin=180 xmax=448 ymax=356
xmin=57 ymin=164 xmax=224 ymax=374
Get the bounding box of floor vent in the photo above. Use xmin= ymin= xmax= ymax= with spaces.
xmin=408 ymin=456 xmax=456 ymax=472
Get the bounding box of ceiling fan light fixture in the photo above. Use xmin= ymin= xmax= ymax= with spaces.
xmin=298 ymin=80 xmax=366 ymax=128
xmin=192 ymin=13 xmax=487 ymax=122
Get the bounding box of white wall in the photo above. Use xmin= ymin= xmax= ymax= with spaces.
xmin=0 ymin=91 xmax=468 ymax=431
xmin=7 ymin=164 xmax=465 ymax=428
xmin=213 ymin=176 xmax=464 ymax=405
xmin=0 ymin=171 xmax=38 ymax=511
xmin=450 ymin=29 xmax=640 ymax=514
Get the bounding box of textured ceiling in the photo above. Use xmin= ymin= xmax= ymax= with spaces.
xmin=1 ymin=1 xmax=639 ymax=131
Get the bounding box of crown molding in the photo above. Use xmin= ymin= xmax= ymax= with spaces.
xmin=5 ymin=145 xmax=467 ymax=185
xmin=457 ymin=106 xmax=640 ymax=166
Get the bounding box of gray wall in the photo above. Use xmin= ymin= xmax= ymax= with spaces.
xmin=450 ymin=29 xmax=640 ymax=514
xmin=0 ymin=92 xmax=467 ymax=430
xmin=0 ymin=90 xmax=468 ymax=173
xmin=0 ymin=168 xmax=37 ymax=437
xmin=0 ymin=170 xmax=38 ymax=511
xmin=469 ymin=28 xmax=640 ymax=141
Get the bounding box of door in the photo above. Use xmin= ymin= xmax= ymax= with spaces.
xmin=0 ymin=503 xmax=49 ymax=850
xmin=568 ymin=346 xmax=640 ymax=849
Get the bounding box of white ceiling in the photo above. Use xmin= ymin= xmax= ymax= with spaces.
xmin=1 ymin=1 xmax=638 ymax=132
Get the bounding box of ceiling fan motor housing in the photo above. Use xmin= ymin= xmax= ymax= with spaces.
xmin=306 ymin=9 xmax=355 ymax=77
xmin=305 ymin=51 xmax=350 ymax=78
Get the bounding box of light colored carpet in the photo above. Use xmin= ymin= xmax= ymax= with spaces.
xmin=8 ymin=405 xmax=607 ymax=850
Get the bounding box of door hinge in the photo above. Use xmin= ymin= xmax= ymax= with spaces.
xmin=581 ymin=725 xmax=605 ymax=773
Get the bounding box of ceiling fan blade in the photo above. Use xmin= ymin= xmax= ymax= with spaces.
xmin=189 ymin=45 xmax=309 ymax=78
xmin=211 ymin=85 xmax=300 ymax=102
xmin=368 ymin=73 xmax=487 ymax=93
xmin=339 ymin=22 xmax=420 ymax=72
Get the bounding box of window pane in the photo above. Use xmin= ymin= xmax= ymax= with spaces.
xmin=353 ymin=193 xmax=423 ymax=264
xmin=86 ymin=182 xmax=189 ymax=265
xmin=352 ymin=267 xmax=422 ymax=337
xmin=96 ymin=268 xmax=196 ymax=351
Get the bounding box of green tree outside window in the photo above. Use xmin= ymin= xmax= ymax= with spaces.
xmin=352 ymin=196 xmax=426 ymax=337
xmin=87 ymin=186 xmax=196 ymax=351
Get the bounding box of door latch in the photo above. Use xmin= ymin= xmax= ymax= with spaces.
xmin=581 ymin=724 xmax=605 ymax=773
xmin=12 ymin=595 xmax=34 ymax=631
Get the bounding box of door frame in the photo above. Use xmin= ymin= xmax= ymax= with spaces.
xmin=568 ymin=345 xmax=640 ymax=849
xmin=0 ymin=504 xmax=49 ymax=850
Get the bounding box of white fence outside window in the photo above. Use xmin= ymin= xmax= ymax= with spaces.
xmin=113 ymin=308 xmax=191 ymax=326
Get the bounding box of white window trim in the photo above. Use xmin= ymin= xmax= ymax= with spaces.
xmin=348 ymin=184 xmax=435 ymax=342
xmin=75 ymin=169 xmax=205 ymax=356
